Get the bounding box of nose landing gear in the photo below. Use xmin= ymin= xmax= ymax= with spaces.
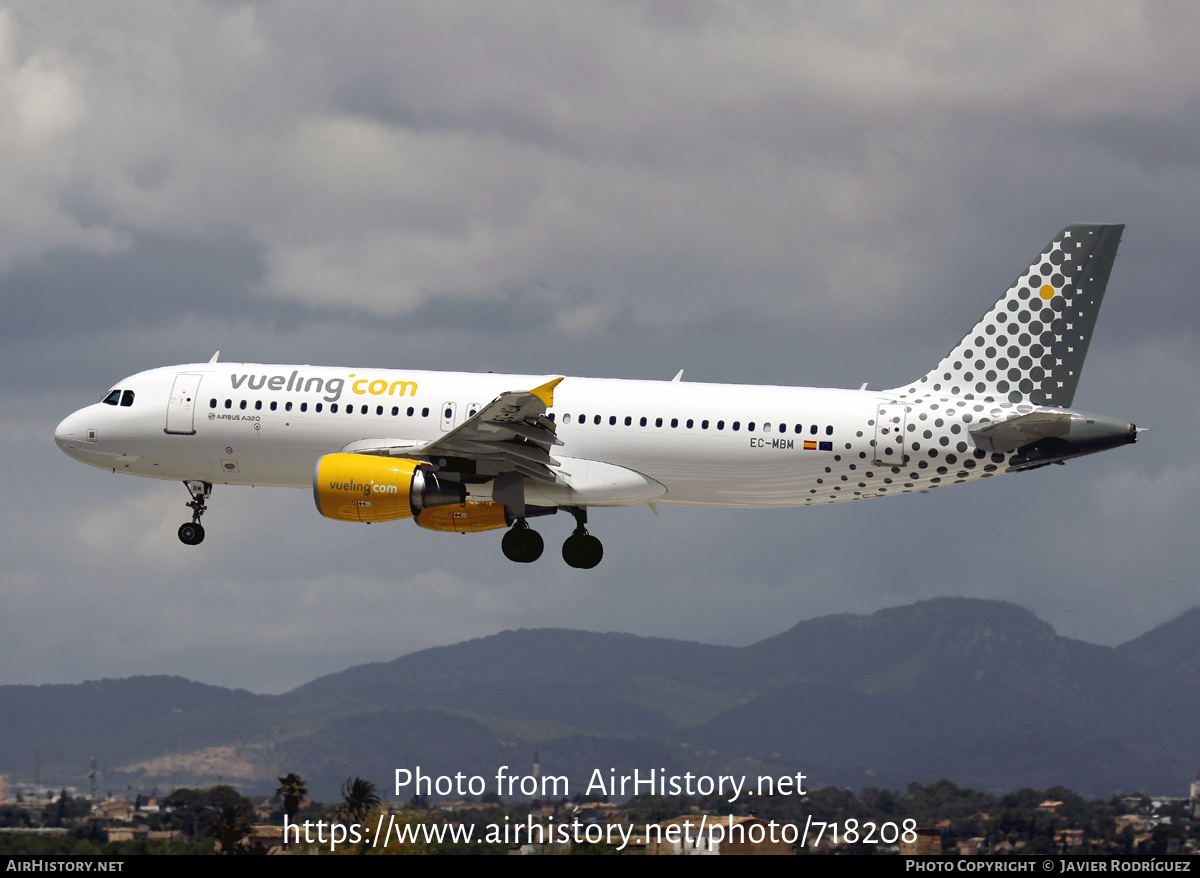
xmin=178 ymin=480 xmax=211 ymax=546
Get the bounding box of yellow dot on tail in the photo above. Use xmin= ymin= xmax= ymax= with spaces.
xmin=1039 ymin=285 xmax=1055 ymax=300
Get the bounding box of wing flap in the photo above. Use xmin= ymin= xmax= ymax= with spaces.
xmin=500 ymin=442 xmax=560 ymax=468
xmin=506 ymin=422 xmax=564 ymax=447
xmin=511 ymin=462 xmax=559 ymax=483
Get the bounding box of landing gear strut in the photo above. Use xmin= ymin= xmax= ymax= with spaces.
xmin=501 ymin=520 xmax=544 ymax=563
xmin=178 ymin=480 xmax=211 ymax=546
xmin=562 ymin=507 xmax=603 ymax=569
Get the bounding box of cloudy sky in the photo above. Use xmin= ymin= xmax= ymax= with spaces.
xmin=2 ymin=1 xmax=1198 ymax=693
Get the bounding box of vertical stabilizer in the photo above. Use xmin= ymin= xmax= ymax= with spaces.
xmin=890 ymin=223 xmax=1123 ymax=407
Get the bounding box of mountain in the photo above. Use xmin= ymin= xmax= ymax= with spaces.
xmin=3 ymin=597 xmax=1199 ymax=800
xmin=1118 ymin=605 xmax=1200 ymax=669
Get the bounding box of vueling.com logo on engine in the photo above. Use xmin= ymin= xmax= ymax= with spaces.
xmin=327 ymin=479 xmax=400 ymax=497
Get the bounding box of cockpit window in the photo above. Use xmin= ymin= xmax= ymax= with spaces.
xmin=102 ymin=390 xmax=121 ymax=405
xmin=120 ymin=390 xmax=135 ymax=407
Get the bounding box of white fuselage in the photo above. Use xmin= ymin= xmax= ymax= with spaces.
xmin=54 ymin=362 xmax=1035 ymax=509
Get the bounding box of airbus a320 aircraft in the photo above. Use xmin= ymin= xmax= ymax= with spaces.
xmin=56 ymin=223 xmax=1138 ymax=568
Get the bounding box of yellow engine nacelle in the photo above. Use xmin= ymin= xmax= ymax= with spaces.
xmin=415 ymin=501 xmax=511 ymax=534
xmin=313 ymin=454 xmax=464 ymax=523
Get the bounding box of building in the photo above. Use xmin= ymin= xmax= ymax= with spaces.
xmin=900 ymin=827 xmax=942 ymax=855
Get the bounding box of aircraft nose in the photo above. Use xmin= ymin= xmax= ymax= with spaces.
xmin=54 ymin=410 xmax=85 ymax=454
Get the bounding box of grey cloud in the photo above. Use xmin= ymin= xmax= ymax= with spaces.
xmin=0 ymin=234 xmax=265 ymax=344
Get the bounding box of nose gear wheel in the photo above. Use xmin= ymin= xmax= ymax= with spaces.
xmin=178 ymin=522 xmax=205 ymax=545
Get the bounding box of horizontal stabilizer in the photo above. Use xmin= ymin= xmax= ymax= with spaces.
xmin=971 ymin=409 xmax=1136 ymax=467
xmin=969 ymin=411 xmax=1074 ymax=452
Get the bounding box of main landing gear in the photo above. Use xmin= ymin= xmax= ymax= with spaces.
xmin=178 ymin=480 xmax=211 ymax=546
xmin=562 ymin=507 xmax=603 ymax=569
xmin=500 ymin=507 xmax=603 ymax=568
xmin=501 ymin=521 xmax=544 ymax=563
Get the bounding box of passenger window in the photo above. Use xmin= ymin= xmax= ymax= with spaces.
xmin=564 ymin=414 xmax=572 ymax=424
xmin=300 ymin=403 xmax=307 ymax=412
xmin=594 ymin=415 xmax=601 ymax=425
xmin=826 ymin=425 xmax=833 ymax=435
xmin=377 ymin=406 xmax=383 ymax=415
xmin=810 ymin=424 xmax=818 ymax=434
xmin=732 ymin=421 xmax=741 ymax=431
xmin=209 ymin=399 xmax=217 ymax=409
xmin=102 ymin=390 xmax=122 ymax=405
xmin=362 ymin=405 xmax=368 ymax=415
xmin=763 ymin=422 xmax=771 ymax=433
xmin=624 ymin=416 xmax=632 ymax=426
xmin=778 ymin=423 xmax=786 ymax=433
xmin=330 ymin=404 xmax=338 ymax=413
xmin=391 ymin=406 xmax=399 ymax=416
xmin=685 ymin=419 xmax=692 ymax=428
xmin=671 ymin=418 xmax=678 ymax=428
xmin=609 ymin=416 xmax=616 ymax=425
xmin=702 ymin=420 xmax=709 ymax=429
xmin=639 ymin=417 xmax=647 ymax=427
xmin=225 ymin=399 xmax=232 ymax=409
xmin=422 ymin=408 xmax=429 ymax=417
xmin=255 ymin=400 xmax=262 ymax=410
xmin=717 ymin=420 xmax=724 ymax=430
xmin=747 ymin=422 xmax=755 ymax=431
xmin=794 ymin=424 xmax=802 ymax=433
xmin=407 ymin=407 xmax=415 ymax=417
xmin=317 ymin=403 xmax=324 ymax=412
xmin=655 ymin=417 xmax=663 ymax=427
xmin=548 ymin=413 xmax=556 ymax=422
xmin=286 ymin=402 xmax=293 ymax=412
xmin=270 ymin=401 xmax=278 ymax=411
xmin=239 ymin=400 xmax=247 ymax=410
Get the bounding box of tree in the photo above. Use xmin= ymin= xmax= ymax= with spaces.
xmin=164 ymin=785 xmax=255 ymax=838
xmin=340 ymin=777 xmax=381 ymax=826
xmin=209 ymin=805 xmax=254 ymax=855
xmin=275 ymin=773 xmax=308 ymax=821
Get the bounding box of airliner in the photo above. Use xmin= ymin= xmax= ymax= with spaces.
xmin=55 ymin=223 xmax=1138 ymax=568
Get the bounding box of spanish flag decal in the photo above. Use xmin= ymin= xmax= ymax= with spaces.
xmin=803 ymin=440 xmax=817 ymax=450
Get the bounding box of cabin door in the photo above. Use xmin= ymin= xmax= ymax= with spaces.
xmin=872 ymin=403 xmax=909 ymax=466
xmin=165 ymin=373 xmax=203 ymax=435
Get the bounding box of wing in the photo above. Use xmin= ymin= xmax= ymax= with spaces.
xmin=343 ymin=377 xmax=566 ymax=483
